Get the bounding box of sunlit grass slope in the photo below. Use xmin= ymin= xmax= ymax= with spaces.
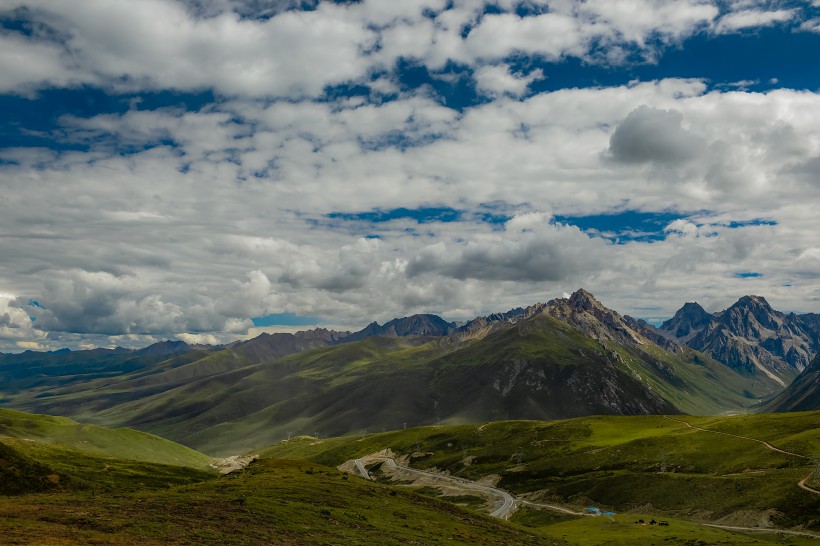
xmin=0 ymin=408 xmax=212 ymax=469
xmin=0 ymin=435 xmax=212 ymax=495
xmin=260 ymin=412 xmax=820 ymax=530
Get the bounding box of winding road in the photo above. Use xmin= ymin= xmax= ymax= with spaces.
xmin=353 ymin=456 xmax=516 ymax=519
xmin=345 ymin=418 xmax=819 ymax=537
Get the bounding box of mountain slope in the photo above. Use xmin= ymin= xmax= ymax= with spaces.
xmin=762 ymin=354 xmax=820 ymax=412
xmin=534 ymin=290 xmax=780 ymax=414
xmin=1 ymin=290 xmax=788 ymax=456
xmin=430 ymin=313 xmax=679 ymax=421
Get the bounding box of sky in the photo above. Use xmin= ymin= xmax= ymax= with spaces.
xmin=1 ymin=0 xmax=820 ymax=352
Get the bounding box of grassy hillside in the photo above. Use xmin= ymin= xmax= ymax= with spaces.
xmin=87 ymin=337 xmax=455 ymax=454
xmin=609 ymin=343 xmax=777 ymax=415
xmin=1 ymin=413 xmax=816 ymax=544
xmin=762 ymin=354 xmax=820 ymax=413
xmin=1 ymin=450 xmax=810 ymax=545
xmin=260 ymin=412 xmax=820 ymax=532
xmin=0 ymin=436 xmax=212 ymax=495
xmin=0 ymin=454 xmax=566 ymax=545
xmin=0 ymin=408 xmax=212 ymax=469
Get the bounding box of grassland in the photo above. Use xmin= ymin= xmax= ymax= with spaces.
xmin=0 ymin=409 xmax=564 ymax=544
xmin=0 ymin=408 xmax=212 ymax=469
xmin=260 ymin=411 xmax=820 ymax=538
xmin=2 ymin=408 xmax=818 ymax=544
xmin=0 ymin=454 xmax=569 ymax=545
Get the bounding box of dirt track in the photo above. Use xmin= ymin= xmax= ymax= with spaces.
xmin=664 ymin=416 xmax=819 ymax=497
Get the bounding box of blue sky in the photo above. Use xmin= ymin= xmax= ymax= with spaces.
xmin=1 ymin=0 xmax=819 ymax=351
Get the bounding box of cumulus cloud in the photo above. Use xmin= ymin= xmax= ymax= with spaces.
xmin=799 ymin=18 xmax=820 ymax=33
xmin=608 ymin=106 xmax=705 ymax=164
xmin=3 ymin=0 xmax=801 ymax=98
xmin=0 ymin=296 xmax=41 ymax=343
xmin=1 ymin=2 xmax=820 ymax=351
xmin=407 ymin=213 xmax=610 ymax=282
xmin=0 ymin=0 xmax=376 ymax=97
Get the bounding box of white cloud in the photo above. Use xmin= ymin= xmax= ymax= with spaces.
xmin=0 ymin=295 xmax=41 ymax=343
xmin=577 ymin=0 xmax=718 ymax=46
xmin=1 ymin=0 xmax=789 ymax=97
xmin=407 ymin=213 xmax=611 ymax=282
xmin=474 ymin=64 xmax=544 ymax=98
xmin=464 ymin=12 xmax=583 ymax=61
xmin=608 ymin=106 xmax=706 ymax=164
xmin=799 ymin=18 xmax=820 ymax=32
xmin=1 ymin=0 xmax=377 ymax=97
xmin=715 ymin=9 xmax=797 ymax=32
xmin=1 ymin=2 xmax=820 ymax=350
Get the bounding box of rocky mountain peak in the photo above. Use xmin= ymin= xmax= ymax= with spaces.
xmin=135 ymin=340 xmax=191 ymax=357
xmin=680 ymin=301 xmax=709 ymax=316
xmin=720 ymin=295 xmax=780 ymax=333
xmin=728 ymin=295 xmax=774 ymax=317
xmin=658 ymin=301 xmax=712 ymax=342
xmin=544 ymin=289 xmax=643 ymax=346
xmin=382 ymin=314 xmax=456 ymax=337
xmin=567 ymin=288 xmax=602 ymax=311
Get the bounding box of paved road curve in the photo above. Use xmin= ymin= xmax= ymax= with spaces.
xmin=353 ymin=456 xmax=516 ymax=519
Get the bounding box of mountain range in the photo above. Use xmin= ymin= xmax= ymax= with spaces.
xmin=2 ymin=289 xmax=816 ymax=455
xmin=656 ymin=295 xmax=819 ymax=387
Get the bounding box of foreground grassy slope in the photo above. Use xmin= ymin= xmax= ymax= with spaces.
xmin=261 ymin=412 xmax=820 ymax=531
xmin=0 ymin=408 xmax=212 ymax=469
xmin=0 ymin=410 xmax=560 ymax=544
xmin=0 ymin=447 xmax=807 ymax=546
xmin=0 ymin=455 xmax=564 ymax=545
xmin=0 ymin=435 xmax=213 ymax=496
xmin=1 ymin=411 xmax=815 ymax=545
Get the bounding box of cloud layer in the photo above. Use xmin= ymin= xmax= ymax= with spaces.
xmin=1 ymin=1 xmax=819 ymax=350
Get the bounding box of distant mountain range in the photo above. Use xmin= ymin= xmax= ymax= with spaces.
xmin=2 ymin=289 xmax=815 ymax=455
xmin=655 ymin=295 xmax=819 ymax=387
